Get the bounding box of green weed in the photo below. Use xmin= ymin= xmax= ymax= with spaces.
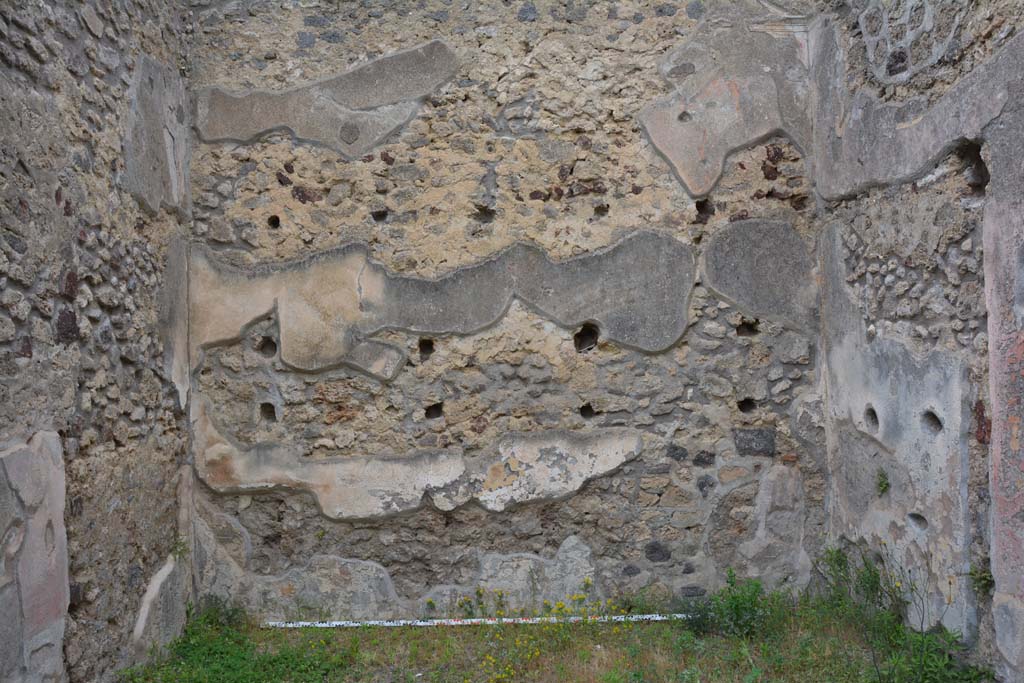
xmin=876 ymin=468 xmax=891 ymax=496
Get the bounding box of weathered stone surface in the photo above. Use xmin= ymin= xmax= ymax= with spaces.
xmin=123 ymin=56 xmax=190 ymax=214
xmin=194 ymin=395 xmax=640 ymax=519
xmin=130 ymin=556 xmax=188 ymax=654
xmin=737 ymin=464 xmax=811 ymax=587
xmin=0 ymin=432 xmax=68 ymax=683
xmin=639 ymin=1 xmax=812 ymax=197
xmin=733 ymin=428 xmax=776 ymax=458
xmin=707 ymin=481 xmax=760 ymax=571
xmin=703 ymin=220 xmax=816 ymax=330
xmin=194 ymin=496 xmax=597 ymax=621
xmin=822 ymin=223 xmax=975 ymax=638
xmin=189 ymin=232 xmax=696 ymax=378
xmin=80 ymin=5 xmax=104 ymax=38
xmin=458 ymin=430 xmax=642 ymax=512
xmin=161 ymin=237 xmax=190 ymax=407
xmin=644 ymin=540 xmax=671 ymax=563
xmin=855 ymin=0 xmax=967 ymax=86
xmin=468 ymin=535 xmax=597 ymax=608
xmin=981 ymin=82 xmax=1024 ymax=680
xmin=812 ymin=25 xmax=1024 ymax=199
xmin=22 ymin=0 xmax=1024 ymax=673
xmin=195 ymin=41 xmax=458 ymax=158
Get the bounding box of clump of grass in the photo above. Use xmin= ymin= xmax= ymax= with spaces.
xmin=969 ymin=562 xmax=994 ymax=598
xmin=124 ymin=554 xmax=994 ymax=683
xmin=707 ymin=569 xmax=786 ymax=639
xmin=814 ymin=546 xmax=994 ymax=683
xmin=120 ymin=600 xmax=359 ymax=683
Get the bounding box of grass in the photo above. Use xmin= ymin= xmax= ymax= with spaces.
xmin=122 ymin=605 xmax=870 ymax=683
xmin=122 ymin=553 xmax=994 ymax=683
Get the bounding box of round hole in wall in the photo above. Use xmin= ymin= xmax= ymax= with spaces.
xmin=677 ymin=111 xmax=692 ymax=122
xmin=735 ymin=318 xmax=760 ymax=337
xmin=419 ymin=338 xmax=435 ymax=362
xmin=471 ymin=205 xmax=496 ymax=223
xmin=425 ymin=402 xmax=444 ymax=420
xmin=737 ymin=398 xmax=757 ymax=414
xmin=694 ymin=198 xmax=715 ymax=224
xmin=908 ymin=512 xmax=929 ymax=531
xmin=256 ymin=336 xmax=277 ymax=357
xmin=922 ymin=410 xmax=943 ymax=435
xmin=864 ymin=405 xmax=879 ymax=433
xmin=259 ymin=402 xmax=277 ymax=422
xmin=579 ymin=403 xmax=597 ymax=419
xmin=574 ymin=323 xmax=599 ymax=353
xmin=267 ymin=215 xmax=281 ymax=229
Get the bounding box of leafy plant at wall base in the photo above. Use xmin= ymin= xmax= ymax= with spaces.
xmin=120 ymin=602 xmax=359 ymax=683
xmin=814 ymin=546 xmax=994 ymax=683
xmin=710 ymin=569 xmax=782 ymax=639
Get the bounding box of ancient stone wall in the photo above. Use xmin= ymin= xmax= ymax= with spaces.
xmin=4 ymin=0 xmax=1024 ymax=680
xmin=184 ymin=0 xmax=827 ymax=626
xmin=179 ymin=0 xmax=1023 ymax=678
xmin=1 ymin=1 xmax=192 ymax=680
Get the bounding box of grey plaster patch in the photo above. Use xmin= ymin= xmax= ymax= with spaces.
xmin=449 ymin=430 xmax=643 ymax=512
xmin=0 ymin=432 xmax=67 ymax=683
xmin=737 ymin=464 xmax=812 ymax=587
xmin=639 ymin=1 xmax=813 ymax=197
xmin=194 ymin=41 xmax=458 ymax=158
xmin=193 ymin=396 xmax=641 ymax=520
xmin=189 ymin=232 xmax=696 ymax=379
xmin=160 ymin=237 xmax=190 ymax=407
xmin=194 ymin=498 xmax=597 ymax=621
xmin=993 ymin=593 xmax=1024 ymax=678
xmin=822 ymin=222 xmax=975 ymax=639
xmin=130 ymin=555 xmax=190 ymax=657
xmin=467 ymin=535 xmax=598 ymax=608
xmin=0 ymin=583 xmax=23 ymax=682
xmin=703 ymin=219 xmax=816 ymax=330
xmin=123 ymin=56 xmax=190 ymax=215
xmin=812 ymin=25 xmax=1024 ymax=199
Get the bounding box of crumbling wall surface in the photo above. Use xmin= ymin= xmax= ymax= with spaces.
xmin=1 ymin=433 xmax=68 ymax=683
xmin=186 ymin=0 xmax=828 ymax=623
xmin=3 ymin=0 xmax=1021 ymax=678
xmin=633 ymin=0 xmax=1013 ymax=671
xmin=820 ymin=170 xmax=989 ymax=642
xmin=0 ymin=1 xmax=192 ymax=680
xmin=982 ymin=87 xmax=1024 ymax=682
xmin=809 ymin=1 xmax=1019 ymax=675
